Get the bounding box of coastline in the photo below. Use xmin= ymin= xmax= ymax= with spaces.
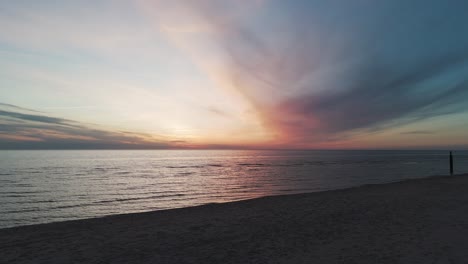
xmin=2 ymin=173 xmax=468 ymax=263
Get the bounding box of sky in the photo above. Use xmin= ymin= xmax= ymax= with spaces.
xmin=1 ymin=0 xmax=468 ymax=150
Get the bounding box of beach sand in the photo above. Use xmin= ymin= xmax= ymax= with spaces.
xmin=2 ymin=174 xmax=468 ymax=264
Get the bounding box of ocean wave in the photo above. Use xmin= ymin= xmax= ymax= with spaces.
xmin=237 ymin=163 xmax=266 ymax=166
xmin=176 ymin=172 xmax=194 ymax=176
xmin=206 ymin=164 xmax=223 ymax=167
xmin=2 ymin=199 xmax=58 ymax=205
xmin=114 ymin=171 xmax=131 ymax=175
xmin=166 ymin=165 xmax=204 ymax=169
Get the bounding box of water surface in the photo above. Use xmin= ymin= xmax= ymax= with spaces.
xmin=1 ymin=150 xmax=467 ymax=229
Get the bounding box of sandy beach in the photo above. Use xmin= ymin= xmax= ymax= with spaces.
xmin=2 ymin=173 xmax=468 ymax=264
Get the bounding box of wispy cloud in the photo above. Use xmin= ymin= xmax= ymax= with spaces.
xmin=166 ymin=0 xmax=468 ymax=147
xmin=0 ymin=103 xmax=186 ymax=149
xmin=205 ymin=106 xmax=232 ymax=118
xmin=0 ymin=1 xmax=158 ymax=59
xmin=400 ymin=131 xmax=435 ymax=135
xmin=0 ymin=102 xmax=43 ymax=113
xmin=0 ymin=109 xmax=75 ymax=126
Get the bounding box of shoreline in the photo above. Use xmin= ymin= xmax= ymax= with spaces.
xmin=2 ymin=173 xmax=468 ymax=263
xmin=0 ymin=172 xmax=457 ymax=231
xmin=0 ymin=172 xmax=456 ymax=231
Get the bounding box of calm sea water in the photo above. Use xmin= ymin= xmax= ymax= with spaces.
xmin=1 ymin=150 xmax=467 ymax=229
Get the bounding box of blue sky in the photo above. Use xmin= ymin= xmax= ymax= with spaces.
xmin=1 ymin=0 xmax=468 ymax=149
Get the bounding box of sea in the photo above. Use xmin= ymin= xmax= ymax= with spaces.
xmin=1 ymin=150 xmax=467 ymax=229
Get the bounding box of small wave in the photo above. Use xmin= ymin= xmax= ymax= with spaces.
xmin=24 ymin=193 xmax=191 ymax=211
xmin=238 ymin=163 xmax=266 ymax=166
xmin=239 ymin=162 xmax=309 ymax=167
xmin=39 ymin=166 xmax=67 ymax=170
xmin=113 ymin=189 xmax=186 ymax=196
xmin=166 ymin=165 xmax=203 ymax=169
xmin=2 ymin=207 xmax=45 ymax=214
xmin=10 ymin=183 xmax=34 ymax=187
xmin=3 ymin=199 xmax=57 ymax=205
xmin=114 ymin=171 xmax=131 ymax=175
xmin=206 ymin=164 xmax=223 ymax=167
xmin=273 ymin=163 xmax=304 ymax=167
xmin=0 ymin=190 xmax=49 ymax=194
xmin=21 ymin=171 xmax=42 ymax=174
xmin=1 ymin=194 xmax=36 ymax=198
xmin=95 ymin=193 xmax=186 ymax=204
xmin=0 ymin=193 xmax=47 ymax=198
xmin=303 ymin=161 xmax=327 ymax=166
xmin=177 ymin=172 xmax=194 ymax=176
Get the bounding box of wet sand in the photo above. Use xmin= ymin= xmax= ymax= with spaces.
xmin=1 ymin=173 xmax=468 ymax=264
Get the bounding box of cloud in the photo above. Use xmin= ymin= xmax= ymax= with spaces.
xmin=0 ymin=103 xmax=185 ymax=149
xmin=0 ymin=109 xmax=74 ymax=126
xmin=0 ymin=1 xmax=177 ymax=73
xmin=205 ymin=106 xmax=232 ymax=118
xmin=174 ymin=0 xmax=468 ymax=146
xmin=400 ymin=131 xmax=434 ymax=135
xmin=272 ymin=55 xmax=468 ymax=140
xmin=0 ymin=102 xmax=43 ymax=113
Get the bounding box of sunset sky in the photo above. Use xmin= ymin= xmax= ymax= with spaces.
xmin=1 ymin=0 xmax=468 ymax=149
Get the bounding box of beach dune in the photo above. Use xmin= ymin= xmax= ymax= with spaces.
xmin=2 ymin=174 xmax=468 ymax=264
